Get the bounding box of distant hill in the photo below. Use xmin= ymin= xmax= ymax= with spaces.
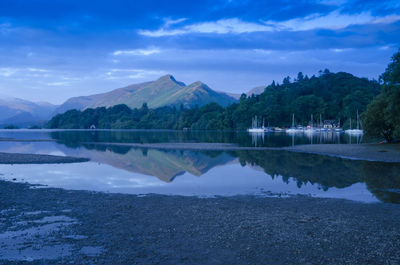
xmin=48 ymin=70 xmax=381 ymax=130
xmin=0 ymin=97 xmax=57 ymax=127
xmin=246 ymin=85 xmax=266 ymax=96
xmin=225 ymin=92 xmax=241 ymax=100
xmin=54 ymin=75 xmax=237 ymax=115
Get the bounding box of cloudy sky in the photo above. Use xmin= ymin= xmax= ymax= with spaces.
xmin=0 ymin=0 xmax=399 ymax=104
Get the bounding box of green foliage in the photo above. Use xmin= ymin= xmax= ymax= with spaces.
xmin=363 ymin=50 xmax=400 ymax=142
xmin=47 ymin=71 xmax=381 ymax=130
xmin=229 ymin=71 xmax=380 ymax=128
xmin=3 ymin=125 xmax=19 ymax=129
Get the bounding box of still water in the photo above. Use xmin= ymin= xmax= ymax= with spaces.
xmin=0 ymin=130 xmax=398 ymax=203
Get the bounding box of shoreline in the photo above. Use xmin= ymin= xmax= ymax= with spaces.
xmin=1 ymin=180 xmax=399 ymax=264
xmin=285 ymin=144 xmax=400 ymax=163
xmin=0 ymin=152 xmax=89 ymax=164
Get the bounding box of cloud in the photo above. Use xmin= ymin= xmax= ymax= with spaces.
xmin=140 ymin=11 xmax=400 ymax=37
xmin=139 ymin=18 xmax=274 ymax=37
xmin=268 ymin=11 xmax=400 ymax=31
xmin=0 ymin=67 xmax=18 ymax=77
xmin=105 ymin=69 xmax=166 ymax=80
xmin=112 ymin=47 xmax=161 ymax=56
xmin=0 ymin=23 xmax=13 ymax=35
xmin=46 ymin=81 xmax=70 ymax=86
xmin=164 ymin=17 xmax=187 ymax=27
xmin=27 ymin=67 xmax=49 ymax=72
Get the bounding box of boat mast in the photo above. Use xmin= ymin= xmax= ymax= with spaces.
xmin=320 ymin=114 xmax=322 ymax=128
xmin=311 ymin=114 xmax=313 ymax=128
xmin=356 ymin=110 xmax=359 ymax=130
xmin=292 ymin=113 xmax=295 ymax=128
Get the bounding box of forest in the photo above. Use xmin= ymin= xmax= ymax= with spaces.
xmin=47 ymin=70 xmax=381 ymax=131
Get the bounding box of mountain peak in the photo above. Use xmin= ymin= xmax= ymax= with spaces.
xmin=157 ymin=74 xmax=185 ymax=86
xmin=54 ymin=74 xmax=237 ymax=114
xmin=189 ymin=81 xmax=206 ymax=87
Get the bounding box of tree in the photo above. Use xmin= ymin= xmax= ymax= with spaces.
xmin=282 ymin=76 xmax=291 ymax=85
xmin=290 ymin=95 xmax=326 ymax=124
xmin=363 ymin=50 xmax=400 ymax=142
xmin=296 ymin=72 xmax=304 ymax=82
xmin=363 ymin=94 xmax=394 ymax=142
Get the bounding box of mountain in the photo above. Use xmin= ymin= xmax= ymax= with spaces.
xmin=246 ymin=85 xmax=266 ymax=96
xmin=54 ymin=75 xmax=237 ymax=115
xmin=225 ymin=92 xmax=241 ymax=100
xmin=0 ymin=97 xmax=57 ymax=127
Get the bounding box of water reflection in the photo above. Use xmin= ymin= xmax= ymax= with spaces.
xmin=61 ymin=144 xmax=235 ymax=182
xmin=54 ymin=141 xmax=400 ymax=203
xmin=0 ymin=130 xmax=398 ymax=203
xmin=249 ymin=131 xmax=364 ymax=147
xmin=0 ymin=129 xmax=371 ymax=147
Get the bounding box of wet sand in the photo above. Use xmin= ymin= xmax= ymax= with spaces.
xmin=0 ymin=180 xmax=399 ymax=264
xmin=285 ymin=144 xmax=400 ymax=163
xmin=0 ymin=152 xmax=89 ymax=164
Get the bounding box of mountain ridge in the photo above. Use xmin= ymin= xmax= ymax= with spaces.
xmin=54 ymin=75 xmax=237 ymax=115
xmin=0 ymin=97 xmax=58 ymax=127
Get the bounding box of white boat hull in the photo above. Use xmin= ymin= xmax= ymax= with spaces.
xmin=345 ymin=129 xmax=363 ymax=135
xmin=248 ymin=128 xmax=265 ymax=133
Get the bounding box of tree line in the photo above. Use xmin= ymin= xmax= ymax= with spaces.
xmin=363 ymin=50 xmax=400 ymax=142
xmin=47 ymin=70 xmax=381 ymax=132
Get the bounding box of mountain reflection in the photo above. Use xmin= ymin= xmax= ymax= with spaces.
xmin=60 ymin=144 xmax=235 ymax=182
xmin=49 ymin=132 xmax=400 ymax=203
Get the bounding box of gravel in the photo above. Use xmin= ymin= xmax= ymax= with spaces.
xmin=1 ymin=180 xmax=400 ymax=264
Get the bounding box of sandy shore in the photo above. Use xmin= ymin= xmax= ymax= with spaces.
xmin=0 ymin=180 xmax=399 ymax=264
xmin=0 ymin=152 xmax=89 ymax=164
xmin=84 ymin=142 xmax=400 ymax=162
xmin=284 ymin=143 xmax=400 ymax=162
xmin=0 ymin=138 xmax=55 ymax=142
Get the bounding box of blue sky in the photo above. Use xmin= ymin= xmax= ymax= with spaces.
xmin=0 ymin=0 xmax=399 ymax=104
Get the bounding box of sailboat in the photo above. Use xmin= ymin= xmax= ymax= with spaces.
xmin=305 ymin=114 xmax=317 ymax=134
xmin=248 ymin=116 xmax=264 ymax=133
xmin=345 ymin=110 xmax=363 ymax=135
xmin=286 ymin=113 xmax=298 ymax=133
xmin=248 ymin=116 xmax=272 ymax=133
xmin=335 ymin=118 xmax=343 ymax=132
xmin=319 ymin=114 xmax=328 ymax=132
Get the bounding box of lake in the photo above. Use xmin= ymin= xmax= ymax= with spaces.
xmin=0 ymin=129 xmax=398 ymax=203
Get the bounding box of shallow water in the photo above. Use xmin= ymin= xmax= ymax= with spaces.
xmin=0 ymin=130 xmax=399 ymax=203
xmin=0 ymin=128 xmax=365 ymax=147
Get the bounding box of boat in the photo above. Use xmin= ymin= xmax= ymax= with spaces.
xmin=273 ymin=127 xmax=285 ymax=132
xmin=345 ymin=110 xmax=363 ymax=135
xmin=318 ymin=114 xmax=328 ymax=132
xmin=286 ymin=114 xmax=303 ymax=133
xmin=248 ymin=116 xmax=272 ymax=133
xmin=334 ymin=118 xmax=343 ymax=132
xmin=304 ymin=114 xmax=317 ymax=134
xmin=286 ymin=114 xmax=297 ymax=133
xmin=248 ymin=116 xmax=264 ymax=133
